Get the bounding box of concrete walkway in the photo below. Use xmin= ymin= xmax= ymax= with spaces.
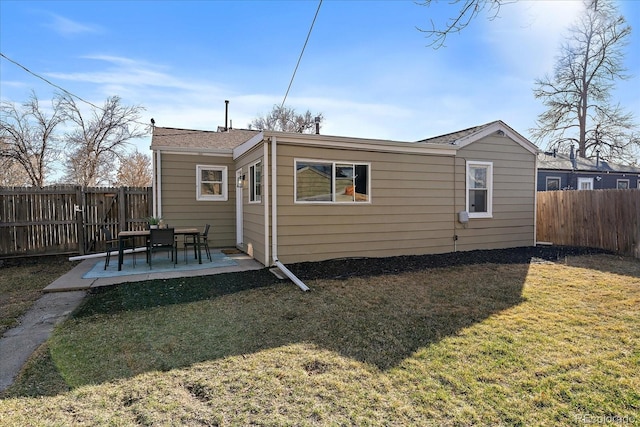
xmin=0 ymin=251 xmax=264 ymax=392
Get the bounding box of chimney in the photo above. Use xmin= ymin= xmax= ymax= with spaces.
xmin=224 ymin=100 xmax=229 ymax=131
xmin=570 ymin=145 xmax=577 ymax=170
xmin=314 ymin=116 xmax=320 ymax=135
xmin=596 ymin=150 xmax=600 ymax=169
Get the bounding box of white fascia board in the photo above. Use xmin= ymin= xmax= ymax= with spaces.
xmin=265 ymin=132 xmax=456 ymax=156
xmin=453 ymin=121 xmax=540 ymax=155
xmin=233 ymin=131 xmax=265 ymax=160
xmin=151 ymin=145 xmax=233 ymax=157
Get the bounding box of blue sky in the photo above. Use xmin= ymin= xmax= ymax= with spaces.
xmin=1 ymin=0 xmax=639 ymax=158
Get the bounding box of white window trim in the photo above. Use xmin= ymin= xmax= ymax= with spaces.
xmin=294 ymin=158 xmax=371 ymax=204
xmin=249 ymin=160 xmax=262 ymax=204
xmin=616 ymin=179 xmax=629 ymax=189
xmin=577 ymin=177 xmax=593 ymax=190
xmin=196 ymin=165 xmax=228 ymax=201
xmin=466 ymin=160 xmax=493 ymax=219
xmin=546 ymin=176 xmax=561 ymax=191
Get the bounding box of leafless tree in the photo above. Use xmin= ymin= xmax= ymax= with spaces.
xmin=531 ymin=0 xmax=637 ymax=163
xmin=249 ymin=105 xmax=324 ymax=134
xmin=0 ymin=151 xmax=32 ymax=186
xmin=58 ymin=94 xmax=148 ymax=186
xmin=115 ymin=150 xmax=152 ymax=187
xmin=0 ymin=92 xmax=64 ymax=187
xmin=416 ymin=0 xmax=509 ymax=48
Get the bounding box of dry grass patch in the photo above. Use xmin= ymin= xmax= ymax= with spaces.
xmin=1 ymin=254 xmax=638 ymax=426
xmin=0 ymin=255 xmax=78 ymax=335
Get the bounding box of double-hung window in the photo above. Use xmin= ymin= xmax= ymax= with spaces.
xmin=577 ymin=177 xmax=593 ymax=190
xmin=249 ymin=161 xmax=262 ymax=203
xmin=466 ymin=161 xmax=493 ymax=218
xmin=617 ymin=179 xmax=629 ymax=189
xmin=196 ymin=165 xmax=228 ymax=201
xmin=295 ymin=160 xmax=370 ymax=203
xmin=546 ymin=177 xmax=560 ymax=191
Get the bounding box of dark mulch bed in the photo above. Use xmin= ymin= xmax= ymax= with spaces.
xmin=286 ymin=245 xmax=612 ymax=281
xmin=67 ymin=245 xmax=612 ymax=317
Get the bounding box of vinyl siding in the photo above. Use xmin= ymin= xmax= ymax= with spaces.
xmin=454 ymin=135 xmax=536 ymax=251
xmin=158 ymin=152 xmax=236 ymax=247
xmin=235 ymin=146 xmax=268 ymax=264
xmin=274 ymin=143 xmax=456 ymax=264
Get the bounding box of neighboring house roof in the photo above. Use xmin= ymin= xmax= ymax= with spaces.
xmin=151 ymin=127 xmax=261 ymax=153
xmin=416 ymin=120 xmax=539 ymax=155
xmin=538 ymin=152 xmax=640 ymax=173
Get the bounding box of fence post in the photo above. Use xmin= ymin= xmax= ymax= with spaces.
xmin=118 ymin=186 xmax=126 ymax=232
xmin=75 ymin=186 xmax=85 ymax=256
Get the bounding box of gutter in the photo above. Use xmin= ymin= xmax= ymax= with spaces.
xmin=270 ymin=135 xmax=310 ymax=292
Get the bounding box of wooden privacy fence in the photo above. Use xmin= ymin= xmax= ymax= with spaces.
xmin=0 ymin=186 xmax=152 ymax=257
xmin=537 ymin=189 xmax=640 ymax=259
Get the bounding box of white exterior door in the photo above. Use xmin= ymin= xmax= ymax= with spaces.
xmin=236 ymin=169 xmax=243 ymax=247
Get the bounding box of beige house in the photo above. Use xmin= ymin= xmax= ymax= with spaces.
xmin=150 ymin=120 xmax=539 ymax=267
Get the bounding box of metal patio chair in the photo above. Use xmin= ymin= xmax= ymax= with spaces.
xmin=147 ymin=228 xmax=177 ymax=269
xmin=183 ymin=224 xmax=212 ymax=263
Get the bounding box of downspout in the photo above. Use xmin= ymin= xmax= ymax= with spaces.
xmin=263 ymin=139 xmax=270 ymax=266
xmin=154 ymin=150 xmax=162 ymax=218
xmin=270 ymin=135 xmax=310 ymax=291
xmin=533 ymin=153 xmax=538 ymax=246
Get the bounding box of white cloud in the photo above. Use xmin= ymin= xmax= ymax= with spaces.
xmin=46 ymin=13 xmax=102 ymax=36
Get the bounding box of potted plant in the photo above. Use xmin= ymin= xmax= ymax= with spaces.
xmin=147 ymin=217 xmax=160 ymax=229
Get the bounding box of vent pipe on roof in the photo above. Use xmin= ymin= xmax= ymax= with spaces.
xmin=570 ymin=145 xmax=576 ymax=170
xmin=596 ymin=150 xmax=600 ymax=169
xmin=224 ymin=100 xmax=229 ymax=131
xmin=314 ymin=116 xmax=320 ymax=135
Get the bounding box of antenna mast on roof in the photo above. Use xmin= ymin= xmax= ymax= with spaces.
xmin=224 ymin=100 xmax=229 ymax=131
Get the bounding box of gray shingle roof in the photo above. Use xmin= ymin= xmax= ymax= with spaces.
xmin=415 ymin=121 xmax=497 ymax=144
xmin=538 ymin=152 xmax=640 ymax=173
xmin=151 ymin=127 xmax=260 ymax=151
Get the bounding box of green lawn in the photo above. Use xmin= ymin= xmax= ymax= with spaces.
xmin=1 ymin=254 xmax=639 ymax=426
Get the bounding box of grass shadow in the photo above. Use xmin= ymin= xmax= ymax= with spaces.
xmin=8 ymin=246 xmax=614 ymax=396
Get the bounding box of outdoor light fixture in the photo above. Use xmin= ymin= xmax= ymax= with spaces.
xmin=237 ymin=175 xmax=246 ymax=188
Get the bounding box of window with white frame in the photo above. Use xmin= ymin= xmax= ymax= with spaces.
xmin=546 ymin=177 xmax=561 ymax=191
xmin=196 ymin=165 xmax=228 ymax=201
xmin=617 ymin=179 xmax=629 ymax=189
xmin=466 ymin=161 xmax=493 ymax=218
xmin=249 ymin=161 xmax=262 ymax=203
xmin=577 ymin=177 xmax=593 ymax=190
xmin=295 ymin=160 xmax=370 ymax=203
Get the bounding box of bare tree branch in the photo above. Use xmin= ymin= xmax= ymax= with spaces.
xmin=58 ymin=94 xmax=148 ymax=186
xmin=0 ymin=91 xmax=64 ymax=186
xmin=115 ymin=150 xmax=152 ymax=187
xmin=249 ymin=105 xmax=324 ymax=134
xmin=416 ymin=0 xmax=509 ymax=48
xmin=531 ymin=0 xmax=636 ymax=163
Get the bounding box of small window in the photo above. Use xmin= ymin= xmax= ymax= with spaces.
xmin=249 ymin=161 xmax=262 ymax=203
xmin=196 ymin=165 xmax=228 ymax=201
xmin=295 ymin=160 xmax=370 ymax=203
xmin=466 ymin=161 xmax=493 ymax=218
xmin=577 ymin=177 xmax=593 ymax=190
xmin=617 ymin=179 xmax=629 ymax=189
xmin=546 ymin=177 xmax=561 ymax=191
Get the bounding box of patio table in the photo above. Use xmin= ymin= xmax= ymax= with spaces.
xmin=117 ymin=228 xmax=202 ymax=271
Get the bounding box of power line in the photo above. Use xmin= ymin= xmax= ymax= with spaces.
xmin=280 ymin=0 xmax=323 ymax=109
xmin=1 ymin=52 xmax=103 ymax=111
xmin=0 ymin=52 xmax=151 ymax=128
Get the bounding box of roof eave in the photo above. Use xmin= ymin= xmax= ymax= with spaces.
xmin=453 ymin=120 xmax=540 ymax=154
